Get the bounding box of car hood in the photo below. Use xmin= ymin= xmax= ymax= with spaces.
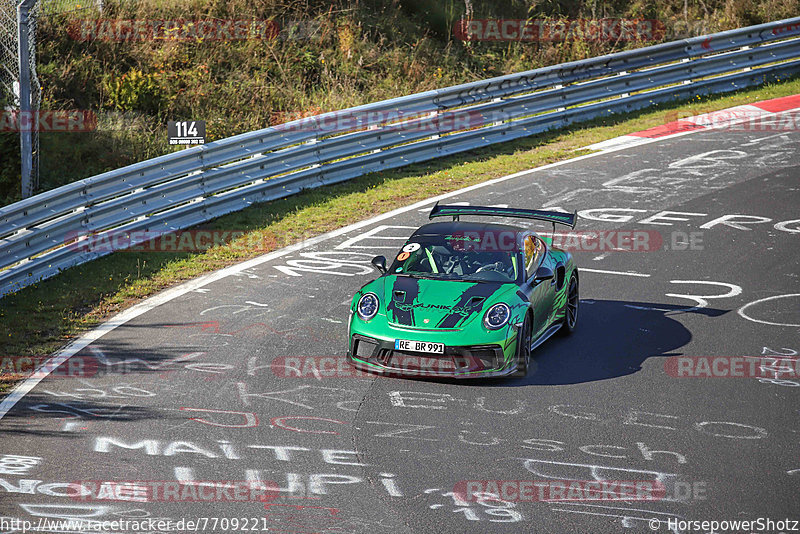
xmin=377 ymin=275 xmax=514 ymax=329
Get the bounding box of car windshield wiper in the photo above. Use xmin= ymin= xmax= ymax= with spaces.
xmin=457 ymin=278 xmax=500 ymax=284
xmin=401 ymin=272 xmax=493 ymax=283
xmin=398 ymin=272 xmax=466 ymax=281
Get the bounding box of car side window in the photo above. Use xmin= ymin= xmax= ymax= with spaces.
xmin=524 ymin=235 xmax=545 ymax=279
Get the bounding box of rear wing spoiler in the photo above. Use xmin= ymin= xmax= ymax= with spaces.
xmin=429 ymin=203 xmax=578 ymax=229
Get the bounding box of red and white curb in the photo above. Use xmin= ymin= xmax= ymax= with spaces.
xmin=587 ymin=93 xmax=800 ymax=151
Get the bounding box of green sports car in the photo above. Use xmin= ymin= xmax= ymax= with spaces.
xmin=346 ymin=203 xmax=579 ymax=378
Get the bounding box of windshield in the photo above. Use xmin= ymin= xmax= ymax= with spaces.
xmin=389 ymin=234 xmax=519 ymax=282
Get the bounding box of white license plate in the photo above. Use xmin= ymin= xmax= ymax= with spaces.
xmin=394 ymin=339 xmax=445 ymax=354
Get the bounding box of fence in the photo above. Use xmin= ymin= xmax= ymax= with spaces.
xmin=1 ymin=0 xmax=102 ymax=199
xmin=1 ymin=0 xmax=41 ymax=198
xmin=1 ymin=17 xmax=799 ymax=297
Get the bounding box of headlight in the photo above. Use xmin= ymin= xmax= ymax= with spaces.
xmin=357 ymin=293 xmax=380 ymax=321
xmin=484 ymin=303 xmax=511 ymax=330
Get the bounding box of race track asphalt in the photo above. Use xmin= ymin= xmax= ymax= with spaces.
xmin=1 ymin=115 xmax=798 ymax=534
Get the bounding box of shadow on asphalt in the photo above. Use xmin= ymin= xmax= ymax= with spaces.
xmin=384 ymin=299 xmax=728 ymax=388
xmin=0 ymin=343 xmax=204 ymax=436
xmin=0 ymin=399 xmax=162 ymax=437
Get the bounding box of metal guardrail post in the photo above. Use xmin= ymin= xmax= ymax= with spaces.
xmin=16 ymin=0 xmax=36 ymax=199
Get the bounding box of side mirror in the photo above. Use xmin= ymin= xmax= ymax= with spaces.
xmin=533 ymin=265 xmax=554 ymax=283
xmin=371 ymin=255 xmax=387 ymax=274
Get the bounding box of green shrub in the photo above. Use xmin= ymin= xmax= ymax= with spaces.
xmin=103 ymin=68 xmax=165 ymax=114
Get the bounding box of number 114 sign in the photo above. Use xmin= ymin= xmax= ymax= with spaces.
xmin=168 ymin=120 xmax=206 ymax=145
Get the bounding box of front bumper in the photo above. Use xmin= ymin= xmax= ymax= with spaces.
xmin=347 ymin=333 xmax=518 ymax=378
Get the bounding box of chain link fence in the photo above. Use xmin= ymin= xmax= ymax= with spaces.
xmin=0 ymin=4 xmax=16 ymax=100
xmin=1 ymin=0 xmax=100 ymax=198
xmin=1 ymin=0 xmax=39 ymax=197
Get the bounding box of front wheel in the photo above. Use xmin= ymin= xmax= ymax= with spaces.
xmin=512 ymin=314 xmax=532 ymax=377
xmin=560 ymin=274 xmax=579 ymax=336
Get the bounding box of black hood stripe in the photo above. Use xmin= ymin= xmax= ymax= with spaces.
xmin=386 ymin=276 xmax=420 ymax=326
xmin=437 ymin=283 xmax=503 ymax=328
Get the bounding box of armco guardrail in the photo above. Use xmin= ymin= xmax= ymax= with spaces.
xmin=1 ymin=18 xmax=800 ymax=297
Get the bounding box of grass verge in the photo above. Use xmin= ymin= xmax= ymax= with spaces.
xmin=2 ymin=78 xmax=800 ymax=395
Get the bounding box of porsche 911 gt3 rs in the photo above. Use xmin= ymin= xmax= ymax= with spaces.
xmin=347 ymin=203 xmax=579 ymax=378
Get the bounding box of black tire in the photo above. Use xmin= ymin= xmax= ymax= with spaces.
xmin=512 ymin=313 xmax=532 ymax=377
xmin=560 ymin=274 xmax=579 ymax=336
